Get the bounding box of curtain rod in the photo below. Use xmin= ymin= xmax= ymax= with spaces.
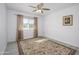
xmin=14 ymin=14 xmax=38 ymax=19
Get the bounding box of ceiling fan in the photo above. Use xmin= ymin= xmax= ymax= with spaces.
xmin=29 ymin=3 xmax=50 ymax=14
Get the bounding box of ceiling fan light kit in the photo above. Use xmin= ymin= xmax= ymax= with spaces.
xmin=36 ymin=10 xmax=42 ymax=13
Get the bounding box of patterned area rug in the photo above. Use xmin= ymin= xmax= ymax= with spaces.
xmin=19 ymin=38 xmax=76 ymax=55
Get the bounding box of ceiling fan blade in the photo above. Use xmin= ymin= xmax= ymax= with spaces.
xmin=29 ymin=6 xmax=36 ymax=8
xmin=32 ymin=10 xmax=37 ymax=12
xmin=41 ymin=10 xmax=43 ymax=13
xmin=42 ymin=8 xmax=50 ymax=10
xmin=39 ymin=3 xmax=44 ymax=7
xmin=37 ymin=3 xmax=44 ymax=9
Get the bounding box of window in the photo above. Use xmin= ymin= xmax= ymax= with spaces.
xmin=23 ymin=17 xmax=34 ymax=30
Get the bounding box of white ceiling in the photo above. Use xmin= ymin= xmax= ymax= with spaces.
xmin=6 ymin=3 xmax=78 ymax=16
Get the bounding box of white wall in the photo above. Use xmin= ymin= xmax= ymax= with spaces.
xmin=44 ymin=5 xmax=79 ymax=47
xmin=7 ymin=9 xmax=43 ymax=42
xmin=0 ymin=4 xmax=7 ymax=54
xmin=7 ymin=11 xmax=17 ymax=42
xmin=38 ymin=16 xmax=45 ymax=36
